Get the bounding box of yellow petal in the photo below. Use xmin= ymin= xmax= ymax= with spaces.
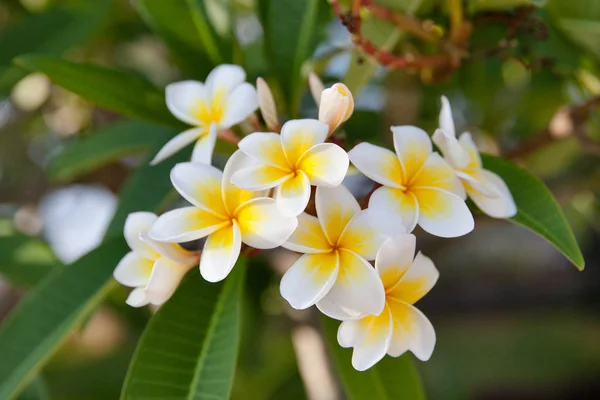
xmin=391 ymin=126 xmax=432 ymax=182
xmin=170 ymin=162 xmax=228 ymax=218
xmin=338 ymin=211 xmax=387 ymax=260
xmin=222 ymin=150 xmax=262 ymax=215
xmin=283 ymin=213 xmax=331 ymax=253
xmin=387 ymin=252 xmax=438 ymax=305
xmin=316 ymin=185 xmax=360 ymax=245
xmin=200 ymin=221 xmax=242 ymax=282
xmin=412 ymin=187 xmax=474 ymax=238
xmin=280 ymin=119 xmax=328 ymax=166
xmin=238 ymin=132 xmax=289 ymax=169
xmin=409 ymin=153 xmax=464 ymax=198
xmin=387 ymin=300 xmax=435 ymax=361
xmin=297 ymin=143 xmax=349 ymax=187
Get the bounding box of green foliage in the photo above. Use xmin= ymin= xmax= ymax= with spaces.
xmin=0 ymin=233 xmax=60 ymax=288
xmin=482 ymin=154 xmax=585 ymax=269
xmin=548 ymin=0 xmax=600 ymax=60
xmin=321 ymin=316 xmax=426 ymax=400
xmin=121 ymin=260 xmax=245 ymax=400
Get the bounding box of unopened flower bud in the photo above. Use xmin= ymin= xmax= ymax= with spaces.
xmin=308 ymin=72 xmax=325 ymax=106
xmin=256 ymin=77 xmax=279 ymax=131
xmin=318 ymin=83 xmax=354 ymax=135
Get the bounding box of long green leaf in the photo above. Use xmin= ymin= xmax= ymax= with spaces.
xmin=186 ymin=0 xmax=232 ymax=65
xmin=49 ymin=120 xmax=173 ymax=182
xmin=547 ymin=0 xmax=600 ymax=60
xmin=482 ymin=154 xmax=585 ymax=269
xmin=121 ymin=259 xmax=246 ymax=400
xmin=0 ymin=233 xmax=60 ymax=288
xmin=14 ymin=55 xmax=179 ymax=127
xmin=321 ymin=316 xmax=426 ymax=400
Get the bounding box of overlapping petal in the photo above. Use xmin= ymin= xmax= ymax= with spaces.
xmin=238 ymin=132 xmax=289 ymax=169
xmin=410 ymin=153 xmax=465 ymax=199
xmin=315 ymin=185 xmax=360 ymax=245
xmin=387 ymin=252 xmax=438 ymax=305
xmin=368 ymin=187 xmax=418 ymax=235
xmin=166 ymin=80 xmax=208 ymax=126
xmin=391 ymin=125 xmax=432 ymax=181
xmin=113 ymin=252 xmax=153 ymax=287
xmin=200 ymin=221 xmax=242 ymax=282
xmin=191 ymin=122 xmax=218 ymax=164
xmin=297 ymin=143 xmax=349 ymax=187
xmin=412 ymin=187 xmax=474 ymax=238
xmin=231 ymin=164 xmax=292 ymax=191
xmin=280 ymin=119 xmax=328 ymax=165
xmin=126 ymin=287 xmax=150 ymax=308
xmin=275 ymin=170 xmax=310 ymax=217
xmin=348 ymin=143 xmax=404 ymax=188
xmin=205 ymin=64 xmax=246 ymax=97
xmin=124 ymin=212 xmax=158 ymax=258
xmin=145 ymin=257 xmax=191 ymax=305
xmin=338 ymin=211 xmax=387 ymax=260
xmin=438 ymin=95 xmax=456 ymax=137
xmin=235 ymin=198 xmax=298 ymax=249
xmin=220 ymin=83 xmax=258 ymax=128
xmin=150 ymin=127 xmax=203 ymax=166
xmin=170 ymin=162 xmax=228 ymax=217
xmin=387 ymin=300 xmax=436 ymax=361
xmin=139 ymin=233 xmax=197 ymax=265
xmin=283 ymin=213 xmax=331 ymax=254
xmin=432 ymin=128 xmax=470 ymax=169
xmin=468 ymin=169 xmax=517 ymax=218
xmin=149 ymin=207 xmax=228 ymax=243
xmin=375 ymin=234 xmax=416 ymax=290
xmin=222 ymin=150 xmax=261 ymax=215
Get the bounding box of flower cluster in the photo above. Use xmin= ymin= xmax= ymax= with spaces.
xmin=113 ymin=64 xmax=517 ymax=371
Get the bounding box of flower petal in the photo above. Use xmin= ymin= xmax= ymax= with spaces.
xmin=348 ymin=143 xmax=404 ymax=188
xmin=297 ymin=143 xmax=349 ymax=187
xmin=200 ymin=221 xmax=242 ymax=282
xmin=275 ymin=170 xmax=311 ymax=217
xmin=222 ymin=150 xmax=262 ymax=215
xmin=126 ymin=287 xmax=150 ymax=308
xmin=205 ymin=64 xmax=246 ymax=97
xmin=170 ymin=162 xmax=228 ymax=217
xmin=413 ymin=187 xmax=474 ymax=238
xmin=282 ymin=213 xmax=331 ymax=254
xmin=280 ymin=251 xmax=339 ymax=309
xmin=458 ymin=131 xmax=482 ymax=168
xmin=457 ymin=169 xmax=500 ymax=198
xmin=388 ymin=252 xmax=438 ymax=305
xmin=432 ymin=128 xmax=470 ymax=169
xmin=338 ymin=210 xmax=387 ymax=261
xmin=124 ymin=212 xmax=158 ymax=258
xmin=280 ymin=119 xmax=328 ymax=165
xmin=166 ymin=80 xmax=207 ymax=126
xmin=191 ymin=123 xmax=217 ymax=164
xmin=145 ymin=257 xmax=191 ymax=305
xmin=317 ymin=295 xmax=363 ymax=320
xmin=149 ymin=207 xmax=229 ymax=243
xmin=375 ymin=234 xmax=416 ymax=291
xmin=113 ymin=252 xmax=153 ymax=287
xmin=238 ymin=132 xmax=289 ymax=169
xmin=368 ymin=187 xmax=418 ymax=235
xmin=410 ymin=152 xmax=465 ymax=199
xmin=325 ymin=250 xmax=386 ymax=316
xmin=139 ymin=232 xmax=197 ymax=265
xmin=391 ymin=125 xmax=432 ymax=181
xmin=388 ymin=300 xmax=435 ymax=361
xmin=220 ymin=82 xmax=258 ymax=128
xmin=150 ymin=128 xmax=203 ymax=166
xmin=468 ymin=169 xmax=517 ymax=218
xmin=230 ymin=164 xmax=292 ymax=191
xmin=316 ymin=185 xmax=360 ymax=245
xmin=438 ymin=95 xmax=456 ymax=137
xmin=236 ymin=198 xmax=298 ymax=249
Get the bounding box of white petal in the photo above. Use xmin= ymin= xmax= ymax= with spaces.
xmin=145 ymin=257 xmax=191 ymax=305
xmin=280 ymin=119 xmax=328 ymax=165
xmin=256 ymin=77 xmax=278 ymax=130
xmin=388 ymin=301 xmax=436 ymax=361
xmin=166 ymin=80 xmax=208 ymax=126
xmin=238 ymin=131 xmax=289 ymax=169
xmin=275 ymin=170 xmax=311 ymax=217
xmin=236 ymin=198 xmax=298 ymax=249
xmin=432 ymin=128 xmax=470 ymax=169
xmin=315 ymin=185 xmax=360 ymax=245
xmin=375 ymin=234 xmax=416 ymax=290
xmin=345 ymin=307 xmax=393 ymax=371
xmin=280 ymin=252 xmax=339 ymax=309
xmin=391 ymin=125 xmax=432 ymax=180
xmin=126 ymin=287 xmax=150 ymax=308
xmin=458 ymin=131 xmax=482 ymax=168
xmin=348 ymin=143 xmax=404 ymax=188
xmin=170 ymin=162 xmax=228 ymax=217
xmin=457 ymin=169 xmax=499 ymax=198
xmin=411 ymin=152 xmax=465 ymax=199
xmin=297 ymin=143 xmax=349 ymax=187
xmin=200 ymin=221 xmax=242 ymax=283
xmin=468 ymin=169 xmax=517 ymax=218
xmin=413 ymin=188 xmax=474 ymax=238
xmin=124 ymin=212 xmax=158 ymax=257
xmin=438 ymin=95 xmax=456 ymax=137
xmin=368 ymin=186 xmax=418 ymax=235
xmin=220 ymin=83 xmax=258 ymax=128
xmin=230 ymin=164 xmax=291 ymax=191
xmin=282 ymin=213 xmax=331 ymax=254
xmin=149 ymin=207 xmax=228 ymax=243
xmin=389 ymin=252 xmax=439 ymax=305
xmin=338 ymin=210 xmax=387 ymax=261
xmin=150 ymin=128 xmax=203 ymax=166
xmin=191 ymin=123 xmax=217 ymax=164
xmin=222 ymin=150 xmax=262 ymax=214
xmin=205 ymin=64 xmax=246 ymax=97
xmin=139 ymin=232 xmax=197 ymax=265
xmin=317 ymin=295 xmax=363 ymax=320
xmin=326 ymin=250 xmax=386 ymax=316
xmin=113 ymin=252 xmax=153 ymax=287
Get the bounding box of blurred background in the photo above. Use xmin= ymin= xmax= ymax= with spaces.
xmin=1 ymin=0 xmax=600 ymax=399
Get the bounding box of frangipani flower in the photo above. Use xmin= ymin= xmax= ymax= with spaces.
xmin=433 ymin=96 xmax=517 ymax=218
xmin=349 ymin=126 xmax=474 ymax=238
xmin=149 ymin=151 xmax=298 ymax=282
xmin=232 ymin=119 xmax=349 ymax=217
xmin=113 ymin=212 xmax=198 ymax=307
xmin=151 ymin=65 xmax=258 ymax=165
xmin=336 ymin=234 xmax=438 ymax=371
xmin=280 ymin=184 xmax=387 ymax=317
xmin=318 ymin=83 xmax=354 ymax=135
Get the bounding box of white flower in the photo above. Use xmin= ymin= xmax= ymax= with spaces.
xmin=318 ymin=83 xmax=354 ymax=135
xmin=308 ymin=72 xmax=325 ymax=107
xmin=149 ymin=151 xmax=298 ymax=282
xmin=151 ymin=65 xmax=258 ymax=165
xmin=232 ymin=119 xmax=349 ymax=217
xmin=334 ymin=234 xmax=438 ymax=371
xmin=433 ymin=96 xmax=517 ymax=218
xmin=348 ymin=126 xmax=474 ymax=238
xmin=256 ymin=77 xmax=279 ymax=131
xmin=113 ymin=212 xmax=198 ymax=307
xmin=280 ymin=184 xmax=387 ymax=317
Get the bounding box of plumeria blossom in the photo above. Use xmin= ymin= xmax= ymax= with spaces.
xmin=232 ymin=119 xmax=349 ymax=217
xmin=149 ymin=151 xmax=298 ymax=282
xmin=280 ymin=184 xmax=388 ymax=317
xmin=433 ymin=96 xmax=517 ymax=218
xmin=335 ymin=234 xmax=438 ymax=371
xmin=113 ymin=212 xmax=198 ymax=307
xmin=349 ymin=126 xmax=474 ymax=238
xmin=151 ymin=65 xmax=258 ymax=165
xmin=318 ymin=83 xmax=354 ymax=135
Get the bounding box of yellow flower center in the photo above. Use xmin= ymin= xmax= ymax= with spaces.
xmin=193 ymin=89 xmax=225 ymax=126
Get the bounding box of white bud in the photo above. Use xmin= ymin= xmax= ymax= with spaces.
xmin=308 ymin=72 xmax=325 ymax=107
xmin=256 ymin=77 xmax=278 ymax=131
xmin=318 ymin=83 xmax=354 ymax=135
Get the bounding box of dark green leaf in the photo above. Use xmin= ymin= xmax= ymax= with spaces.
xmin=121 ymin=259 xmax=246 ymax=400
xmin=482 ymin=154 xmax=585 ymax=269
xmin=547 ymin=0 xmax=600 ymax=60
xmin=0 ymin=233 xmax=60 ymax=288
xmin=15 ymin=55 xmax=179 ymax=127
xmin=186 ymin=0 xmax=234 ymax=64
xmin=321 ymin=316 xmax=426 ymax=400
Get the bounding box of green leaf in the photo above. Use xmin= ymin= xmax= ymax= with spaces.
xmin=49 ymin=120 xmax=174 ymax=182
xmin=0 ymin=233 xmax=60 ymax=288
xmin=186 ymin=0 xmax=233 ymax=65
xmin=136 ymin=0 xmax=214 ymax=78
xmin=481 ymin=154 xmax=585 ymax=269
xmin=547 ymin=0 xmax=600 ymax=60
xmin=321 ymin=316 xmax=426 ymax=400
xmin=121 ymin=259 xmax=246 ymax=400
xmin=14 ymin=55 xmax=179 ymax=127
